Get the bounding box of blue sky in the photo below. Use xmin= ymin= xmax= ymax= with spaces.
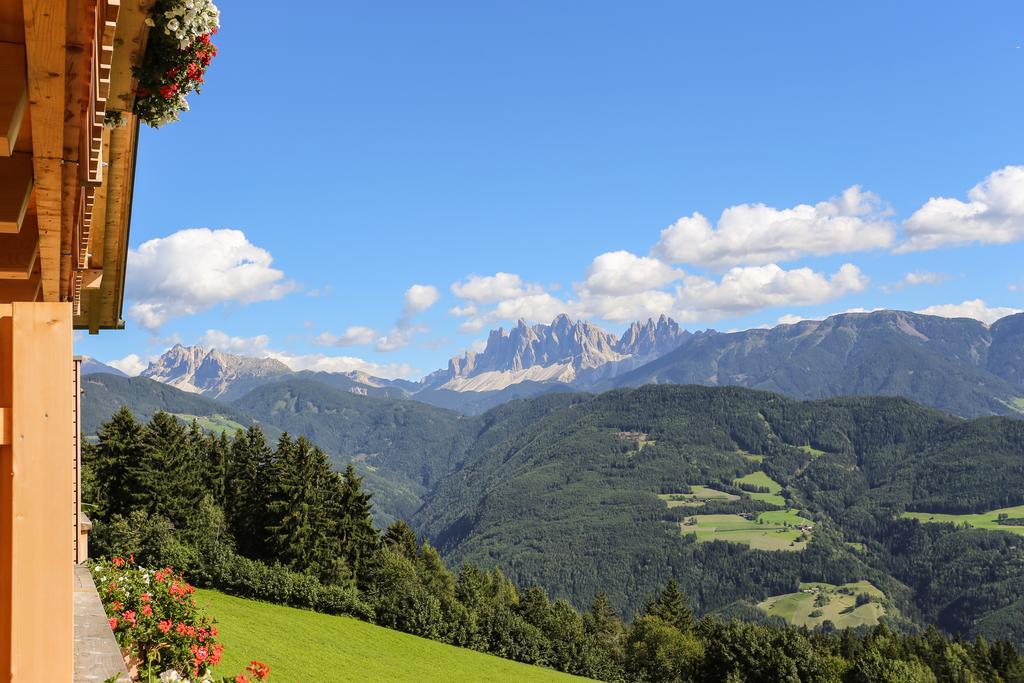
xmin=78 ymin=1 xmax=1024 ymax=379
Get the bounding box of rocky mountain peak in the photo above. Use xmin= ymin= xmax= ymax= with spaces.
xmin=427 ymin=314 xmax=691 ymax=391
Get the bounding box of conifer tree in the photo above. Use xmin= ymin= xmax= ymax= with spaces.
xmin=86 ymin=406 xmax=146 ymax=520
xmin=226 ymin=423 xmax=273 ymax=558
xmin=649 ymin=578 xmax=695 ymax=634
xmin=266 ymin=436 xmax=335 ymax=577
xmin=383 ymin=519 xmax=419 ymax=559
xmin=128 ymin=411 xmax=195 ymax=527
xmin=334 ymin=464 xmax=379 ymax=585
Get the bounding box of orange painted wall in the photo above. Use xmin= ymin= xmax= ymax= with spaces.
xmin=0 ymin=302 xmax=74 ymax=681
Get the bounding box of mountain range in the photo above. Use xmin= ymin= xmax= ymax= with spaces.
xmin=79 ymin=374 xmax=1024 ymax=649
xmin=111 ymin=310 xmax=1024 ymax=419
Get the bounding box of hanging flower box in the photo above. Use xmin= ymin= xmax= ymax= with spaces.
xmin=131 ymin=0 xmax=221 ymax=127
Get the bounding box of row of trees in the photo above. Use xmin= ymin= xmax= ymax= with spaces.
xmin=84 ymin=408 xmax=1024 ymax=681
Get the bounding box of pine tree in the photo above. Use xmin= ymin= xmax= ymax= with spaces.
xmin=383 ymin=519 xmax=419 ymax=559
xmin=649 ymin=579 xmax=695 ymax=634
xmin=226 ymin=423 xmax=273 ymax=558
xmin=266 ymin=436 xmax=335 ymax=577
xmin=128 ymin=411 xmax=196 ymax=527
xmin=334 ymin=464 xmax=379 ymax=585
xmin=85 ymin=406 xmax=145 ymax=520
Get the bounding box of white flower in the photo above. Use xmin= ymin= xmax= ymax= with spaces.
xmin=158 ymin=671 xmax=184 ymax=682
xmin=166 ymin=17 xmax=180 ymax=31
xmin=145 ymin=17 xmax=155 ymax=26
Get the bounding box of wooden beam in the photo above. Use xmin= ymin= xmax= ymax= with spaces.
xmin=0 ymin=407 xmax=9 ymax=445
xmin=23 ymin=0 xmax=69 ymax=302
xmin=0 ymin=212 xmax=39 ymax=279
xmin=4 ymin=302 xmax=75 ymax=680
xmin=79 ymin=267 xmax=101 ymax=289
xmin=0 ymin=43 xmax=27 ymax=157
xmin=0 ymin=153 xmax=33 ymax=233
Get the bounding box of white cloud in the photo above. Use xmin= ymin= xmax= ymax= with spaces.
xmin=580 ymin=290 xmax=677 ymax=323
xmin=915 ymin=299 xmax=1021 ymax=325
xmin=450 ymin=272 xmax=543 ymax=304
xmin=580 ymin=251 xmax=683 ymax=295
xmin=456 ymin=292 xmax=576 ymax=333
xmin=674 ymin=263 xmax=868 ymax=322
xmin=900 ymin=166 xmax=1024 ymax=252
xmin=313 ymin=326 xmax=378 ymax=347
xmin=198 ymin=329 xmax=271 ymax=356
xmin=881 ymin=271 xmax=950 ymax=293
xmin=269 ymin=351 xmax=416 ymax=379
xmin=126 ymin=228 xmax=297 ymax=330
xmin=654 ymin=186 xmax=894 ymax=268
xmin=375 ymin=325 xmax=427 ymax=352
xmin=188 ymin=328 xmax=417 ymax=379
xmin=107 ymin=354 xmax=148 ymax=376
xmin=775 ymin=314 xmax=805 ymax=325
xmin=403 ymin=284 xmax=439 ymax=318
xmin=449 ymin=304 xmax=478 ymax=317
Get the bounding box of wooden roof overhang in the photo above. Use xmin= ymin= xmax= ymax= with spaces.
xmin=0 ymin=0 xmax=151 ymax=333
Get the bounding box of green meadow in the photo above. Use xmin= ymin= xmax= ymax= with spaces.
xmin=196 ymin=589 xmax=589 ymax=682
xmin=658 ymin=486 xmax=739 ymax=508
xmin=733 ymin=471 xmax=786 ymax=506
xmin=901 ymin=504 xmax=1024 ymax=536
xmin=170 ymin=413 xmax=247 ymax=435
xmin=799 ymin=445 xmax=827 ymax=458
xmin=757 ymin=581 xmax=888 ymax=629
xmin=681 ymin=509 xmax=813 ymax=551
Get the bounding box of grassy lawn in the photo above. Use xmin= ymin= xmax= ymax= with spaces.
xmin=733 ymin=471 xmax=786 ymax=506
xmin=798 ymin=445 xmax=827 ymax=458
xmin=196 ymin=590 xmax=589 ymax=682
xmin=171 ymin=413 xmax=247 ymax=436
xmin=736 ymin=450 xmax=765 ymax=463
xmin=757 ymin=581 xmax=887 ymax=629
xmin=901 ymin=504 xmax=1024 ymax=536
xmin=680 ymin=509 xmax=813 ymax=551
xmin=658 ymin=486 xmax=739 ymax=508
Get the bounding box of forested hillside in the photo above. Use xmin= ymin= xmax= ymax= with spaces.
xmin=414 ymin=385 xmax=1024 ymax=648
xmin=82 ymin=407 xmax=1024 ymax=681
xmin=80 ymin=375 xmax=1024 ymax=653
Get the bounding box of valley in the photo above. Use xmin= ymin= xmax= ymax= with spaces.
xmin=79 ymin=317 xmax=1024 ymax=655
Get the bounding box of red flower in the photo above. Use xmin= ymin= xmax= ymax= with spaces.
xmin=141 ymin=604 xmax=153 ymax=617
xmin=112 ymin=600 xmax=123 ymax=611
xmin=186 ymin=62 xmax=203 ymax=80
xmin=234 ymin=676 xmax=250 ymax=683
xmin=128 ymin=554 xmax=134 ymax=564
xmin=247 ymin=661 xmax=270 ymax=681
xmin=159 ymin=83 xmax=180 ymax=99
xmin=158 ymin=619 xmax=172 ymax=634
xmin=107 ymin=617 xmax=118 ymax=630
xmin=140 ymin=593 xmax=151 ymax=604
xmin=121 ymin=610 xmax=136 ymax=627
xmin=112 ymin=557 xmax=125 ymax=567
xmin=164 ymin=66 xmax=180 ymax=78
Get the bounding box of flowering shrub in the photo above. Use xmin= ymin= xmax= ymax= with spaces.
xmin=134 ymin=0 xmax=220 ymax=127
xmin=91 ymin=557 xmax=269 ymax=682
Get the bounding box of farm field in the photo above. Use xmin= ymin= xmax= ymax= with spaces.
xmin=757 ymin=581 xmax=888 ymax=629
xmin=171 ymin=413 xmax=247 ymax=435
xmin=733 ymin=471 xmax=786 ymax=506
xmin=196 ymin=590 xmax=589 ymax=682
xmin=901 ymin=504 xmax=1024 ymax=536
xmin=681 ymin=509 xmax=813 ymax=551
xmin=658 ymin=486 xmax=739 ymax=508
